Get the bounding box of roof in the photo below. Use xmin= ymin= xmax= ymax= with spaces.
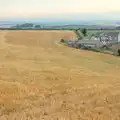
xmin=77 ymin=40 xmax=104 ymax=47
xmin=92 ymin=32 xmax=119 ymax=38
xmin=77 ymin=40 xmax=101 ymax=44
xmin=106 ymin=32 xmax=119 ymax=36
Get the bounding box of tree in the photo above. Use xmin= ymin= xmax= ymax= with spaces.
xmin=16 ymin=24 xmax=20 ymax=29
xmin=81 ymin=28 xmax=87 ymax=36
xmin=118 ymin=49 xmax=120 ymax=56
xmin=60 ymin=39 xmax=65 ymax=43
xmin=20 ymin=23 xmax=33 ymax=28
xmin=35 ymin=25 xmax=41 ymax=29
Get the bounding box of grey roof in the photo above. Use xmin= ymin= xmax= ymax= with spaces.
xmin=77 ymin=40 xmax=101 ymax=44
xmin=76 ymin=40 xmax=104 ymax=47
xmin=106 ymin=32 xmax=119 ymax=37
xmin=93 ymin=32 xmax=119 ymax=38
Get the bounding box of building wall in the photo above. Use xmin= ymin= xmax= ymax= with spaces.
xmin=90 ymin=36 xmax=99 ymax=41
xmin=118 ymin=33 xmax=120 ymax=42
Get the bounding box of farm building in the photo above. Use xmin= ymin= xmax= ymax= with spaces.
xmin=76 ymin=32 xmax=120 ymax=48
xmin=90 ymin=32 xmax=120 ymax=43
xmin=76 ymin=40 xmax=103 ymax=48
xmin=62 ymin=31 xmax=120 ymax=54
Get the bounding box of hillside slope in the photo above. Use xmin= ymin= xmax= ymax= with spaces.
xmin=0 ymin=30 xmax=120 ymax=120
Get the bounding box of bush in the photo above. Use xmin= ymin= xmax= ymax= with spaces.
xmin=118 ymin=49 xmax=120 ymax=56
xmin=81 ymin=28 xmax=87 ymax=36
xmin=60 ymin=39 xmax=65 ymax=43
xmin=35 ymin=25 xmax=41 ymax=28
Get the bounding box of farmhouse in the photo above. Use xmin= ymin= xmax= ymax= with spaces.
xmin=90 ymin=32 xmax=120 ymax=43
xmin=76 ymin=32 xmax=120 ymax=48
xmin=62 ymin=31 xmax=120 ymax=55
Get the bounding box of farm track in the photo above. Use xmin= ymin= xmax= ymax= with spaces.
xmin=0 ymin=30 xmax=120 ymax=119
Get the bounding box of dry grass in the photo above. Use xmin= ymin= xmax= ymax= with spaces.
xmin=0 ymin=30 xmax=120 ymax=120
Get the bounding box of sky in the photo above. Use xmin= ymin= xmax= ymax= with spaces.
xmin=0 ymin=0 xmax=120 ymax=19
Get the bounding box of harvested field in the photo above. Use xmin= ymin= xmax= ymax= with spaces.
xmin=0 ymin=30 xmax=120 ymax=120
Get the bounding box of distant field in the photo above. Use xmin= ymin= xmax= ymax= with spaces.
xmin=0 ymin=30 xmax=120 ymax=120
xmin=88 ymin=29 xmax=120 ymax=36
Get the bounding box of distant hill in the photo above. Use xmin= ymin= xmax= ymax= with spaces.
xmin=0 ymin=19 xmax=119 ymax=29
xmin=43 ymin=24 xmax=116 ymax=29
xmin=116 ymin=26 xmax=120 ymax=29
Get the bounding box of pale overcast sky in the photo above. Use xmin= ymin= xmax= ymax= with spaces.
xmin=0 ymin=0 xmax=120 ymax=19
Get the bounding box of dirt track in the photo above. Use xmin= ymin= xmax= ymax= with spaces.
xmin=0 ymin=30 xmax=120 ymax=120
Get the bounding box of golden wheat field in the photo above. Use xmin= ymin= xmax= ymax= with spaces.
xmin=0 ymin=30 xmax=120 ymax=120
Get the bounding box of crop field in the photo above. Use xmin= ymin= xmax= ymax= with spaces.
xmin=0 ymin=30 xmax=120 ymax=120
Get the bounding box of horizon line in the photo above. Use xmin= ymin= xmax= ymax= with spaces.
xmin=0 ymin=10 xmax=120 ymax=20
